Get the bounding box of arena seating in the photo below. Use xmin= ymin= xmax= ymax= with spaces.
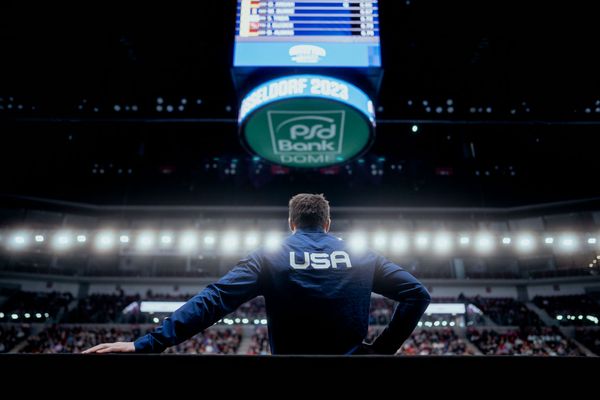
xmin=0 ymin=324 xmax=31 ymax=353
xmin=17 ymin=324 xmax=243 ymax=354
xmin=466 ymin=326 xmax=586 ymax=356
xmin=574 ymin=328 xmax=600 ymax=355
xmin=469 ymin=297 xmax=542 ymax=326
xmin=0 ymin=290 xmax=73 ymax=321
xmin=246 ymin=326 xmax=270 ymax=355
xmin=163 ymin=328 xmax=243 ymax=355
xmin=533 ymin=295 xmax=600 ymax=326
xmin=366 ymin=327 xmax=475 ymax=355
xmin=2 ymin=290 xmax=599 ymax=356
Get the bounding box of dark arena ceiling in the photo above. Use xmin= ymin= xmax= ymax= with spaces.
xmin=0 ymin=0 xmax=599 ymax=208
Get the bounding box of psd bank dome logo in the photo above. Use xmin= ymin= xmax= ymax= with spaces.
xmin=268 ymin=111 xmax=345 ymax=162
xmin=289 ymin=45 xmax=327 ymax=64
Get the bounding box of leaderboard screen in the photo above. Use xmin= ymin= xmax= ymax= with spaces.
xmin=234 ymin=0 xmax=381 ymax=68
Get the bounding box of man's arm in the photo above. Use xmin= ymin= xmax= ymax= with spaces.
xmin=367 ymin=255 xmax=431 ymax=355
xmin=83 ymin=252 xmax=263 ymax=354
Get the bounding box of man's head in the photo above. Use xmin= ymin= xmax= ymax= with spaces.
xmin=288 ymin=193 xmax=331 ymax=233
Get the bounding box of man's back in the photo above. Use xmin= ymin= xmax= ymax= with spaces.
xmin=260 ymin=228 xmax=375 ymax=354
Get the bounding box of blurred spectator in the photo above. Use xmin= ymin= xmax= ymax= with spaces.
xmin=164 ymin=328 xmax=242 ymax=354
xmin=20 ymin=325 xmax=144 ymax=354
xmin=246 ymin=327 xmax=270 ymax=355
xmin=19 ymin=324 xmax=241 ymax=354
xmin=366 ymin=327 xmax=473 ymax=355
xmin=574 ymin=328 xmax=600 ymax=355
xmin=0 ymin=324 xmax=31 ymax=353
xmin=467 ymin=326 xmax=585 ymax=356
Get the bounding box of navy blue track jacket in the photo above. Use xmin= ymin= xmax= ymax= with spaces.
xmin=134 ymin=227 xmax=431 ymax=355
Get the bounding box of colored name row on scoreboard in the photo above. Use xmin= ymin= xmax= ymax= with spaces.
xmin=238 ymin=0 xmax=379 ymax=38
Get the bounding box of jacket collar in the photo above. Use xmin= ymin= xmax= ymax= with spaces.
xmin=294 ymin=227 xmax=326 ymax=234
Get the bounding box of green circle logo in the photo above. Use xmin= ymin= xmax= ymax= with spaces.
xmin=239 ymin=75 xmax=376 ymax=168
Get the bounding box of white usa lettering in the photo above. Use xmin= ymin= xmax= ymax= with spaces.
xmin=289 ymin=251 xmax=352 ymax=269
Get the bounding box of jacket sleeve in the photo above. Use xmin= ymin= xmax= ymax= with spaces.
xmin=134 ymin=251 xmax=263 ymax=353
xmin=370 ymin=254 xmax=431 ymax=355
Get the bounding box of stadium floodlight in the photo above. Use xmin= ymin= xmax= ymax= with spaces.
xmin=153 ymin=317 xmax=160 ymax=324
xmin=415 ymin=233 xmax=429 ymax=251
xmin=558 ymin=233 xmax=578 ymax=253
xmin=516 ymin=233 xmax=536 ymax=253
xmin=234 ymin=318 xmax=241 ymax=324
xmin=95 ymin=231 xmax=116 ymax=251
xmin=35 ymin=313 xmax=42 ymax=318
xmin=221 ymin=231 xmax=241 ymax=254
xmin=433 ymin=232 xmax=453 ymax=255
xmin=242 ymin=318 xmax=249 ymax=324
xmin=372 ymin=231 xmax=388 ymax=251
xmin=52 ymin=231 xmax=73 ymax=251
xmin=417 ymin=321 xmax=423 ymax=327
xmin=9 ymin=232 xmax=28 ymax=250
xmin=264 ymin=232 xmax=283 ymax=252
xmin=459 ymin=236 xmax=470 ymax=246
xmin=44 ymin=313 xmax=49 ymax=318
xmin=261 ymin=319 xmax=267 ymax=325
xmin=244 ymin=231 xmax=260 ymax=250
xmin=34 ymin=235 xmax=45 ymax=243
xmin=348 ymin=231 xmax=368 ymax=254
xmin=390 ymin=232 xmax=409 ymax=254
xmin=179 ymin=231 xmax=198 ymax=253
xmin=160 ymin=233 xmax=174 ymax=247
xmin=24 ymin=313 xmax=30 ymax=318
xmin=502 ymin=237 xmax=511 ymax=245
xmin=203 ymin=233 xmax=216 ymax=248
xmin=254 ymin=319 xmax=260 ymax=324
xmin=475 ymin=232 xmax=495 ymax=254
xmin=449 ymin=321 xmax=455 ymax=327
xmin=11 ymin=314 xmax=18 ymax=320
xmin=136 ymin=231 xmax=156 ymax=252
xmin=556 ymin=315 xmax=563 ymax=320
xmin=76 ymin=234 xmax=87 ymax=243
xmin=588 ymin=238 xmax=597 ymax=245
xmin=544 ymin=237 xmax=554 ymax=244
xmin=119 ymin=235 xmax=130 ymax=244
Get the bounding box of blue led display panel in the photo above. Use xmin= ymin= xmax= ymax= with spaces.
xmin=234 ymin=0 xmax=381 ymax=68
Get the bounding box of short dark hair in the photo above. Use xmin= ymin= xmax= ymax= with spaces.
xmin=289 ymin=193 xmax=330 ymax=229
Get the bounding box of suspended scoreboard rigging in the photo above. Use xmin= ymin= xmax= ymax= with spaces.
xmin=234 ymin=0 xmax=381 ymax=67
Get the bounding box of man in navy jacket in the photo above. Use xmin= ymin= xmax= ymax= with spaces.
xmin=84 ymin=193 xmax=431 ymax=355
